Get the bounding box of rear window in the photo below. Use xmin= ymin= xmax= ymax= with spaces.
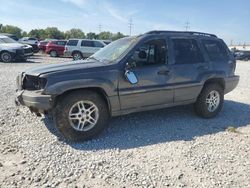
xmin=202 ymin=40 xmax=229 ymax=61
xmin=67 ymin=40 xmax=78 ymax=46
xmin=81 ymin=40 xmax=93 ymax=47
xmin=172 ymin=38 xmax=204 ymax=64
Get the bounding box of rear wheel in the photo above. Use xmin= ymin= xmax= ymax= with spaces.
xmin=50 ymin=50 xmax=58 ymax=57
xmin=72 ymin=52 xmax=83 ymax=60
xmin=53 ymin=91 xmax=110 ymax=141
xmin=0 ymin=51 xmax=12 ymax=63
xmin=194 ymin=83 xmax=224 ymax=118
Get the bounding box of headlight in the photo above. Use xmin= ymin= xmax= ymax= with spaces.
xmin=23 ymin=75 xmax=47 ymax=90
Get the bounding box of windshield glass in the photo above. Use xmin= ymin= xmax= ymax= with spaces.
xmin=89 ymin=37 xmax=138 ymax=63
xmin=0 ymin=37 xmax=17 ymax=44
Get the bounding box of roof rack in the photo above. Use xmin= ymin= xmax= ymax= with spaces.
xmin=145 ymin=30 xmax=217 ymax=38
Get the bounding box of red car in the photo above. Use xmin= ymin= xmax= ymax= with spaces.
xmin=45 ymin=40 xmax=67 ymax=57
xmin=38 ymin=41 xmax=49 ymax=52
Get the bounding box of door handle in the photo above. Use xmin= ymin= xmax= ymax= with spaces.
xmin=158 ymin=70 xmax=170 ymax=75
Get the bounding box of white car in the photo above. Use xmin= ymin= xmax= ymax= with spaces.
xmin=0 ymin=35 xmax=33 ymax=62
xmin=64 ymin=39 xmax=106 ymax=60
xmin=19 ymin=37 xmax=39 ymax=53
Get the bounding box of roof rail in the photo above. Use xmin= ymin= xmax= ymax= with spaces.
xmin=145 ymin=30 xmax=217 ymax=38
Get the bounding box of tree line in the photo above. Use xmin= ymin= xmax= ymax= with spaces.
xmin=0 ymin=24 xmax=126 ymax=40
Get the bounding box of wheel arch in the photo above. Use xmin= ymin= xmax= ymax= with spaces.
xmin=203 ymin=78 xmax=225 ymax=90
xmin=71 ymin=50 xmax=83 ymax=56
xmin=54 ymin=87 xmax=112 ymax=115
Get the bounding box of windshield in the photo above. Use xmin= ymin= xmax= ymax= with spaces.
xmin=0 ymin=37 xmax=17 ymax=44
xmin=89 ymin=37 xmax=138 ymax=63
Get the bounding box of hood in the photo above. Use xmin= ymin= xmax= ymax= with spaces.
xmin=24 ymin=60 xmax=107 ymax=76
xmin=0 ymin=43 xmax=31 ymax=49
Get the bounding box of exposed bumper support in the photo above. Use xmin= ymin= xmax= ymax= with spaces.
xmin=15 ymin=90 xmax=53 ymax=114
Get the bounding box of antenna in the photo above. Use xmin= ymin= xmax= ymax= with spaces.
xmin=128 ymin=18 xmax=133 ymax=36
xmin=184 ymin=20 xmax=190 ymax=31
xmin=98 ymin=24 xmax=102 ymax=33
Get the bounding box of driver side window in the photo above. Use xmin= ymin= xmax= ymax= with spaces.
xmin=131 ymin=39 xmax=167 ymax=67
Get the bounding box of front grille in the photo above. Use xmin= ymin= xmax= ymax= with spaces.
xmin=24 ymin=48 xmax=32 ymax=54
xmin=16 ymin=49 xmax=24 ymax=55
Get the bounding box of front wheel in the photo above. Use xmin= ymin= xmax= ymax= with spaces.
xmin=53 ymin=91 xmax=110 ymax=141
xmin=0 ymin=51 xmax=13 ymax=63
xmin=194 ymin=83 xmax=224 ymax=118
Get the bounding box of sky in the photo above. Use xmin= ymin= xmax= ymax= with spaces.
xmin=0 ymin=0 xmax=250 ymax=44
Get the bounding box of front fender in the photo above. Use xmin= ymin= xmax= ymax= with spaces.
xmin=44 ymin=78 xmax=116 ymax=96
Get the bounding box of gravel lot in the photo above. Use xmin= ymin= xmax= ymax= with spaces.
xmin=0 ymin=54 xmax=249 ymax=187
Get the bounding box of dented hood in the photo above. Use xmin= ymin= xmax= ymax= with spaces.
xmin=24 ymin=60 xmax=106 ymax=76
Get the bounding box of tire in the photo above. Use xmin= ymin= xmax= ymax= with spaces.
xmin=50 ymin=50 xmax=58 ymax=57
xmin=72 ymin=51 xmax=83 ymax=60
xmin=244 ymin=57 xmax=248 ymax=61
xmin=194 ymin=83 xmax=224 ymax=118
xmin=53 ymin=91 xmax=110 ymax=141
xmin=0 ymin=51 xmax=13 ymax=63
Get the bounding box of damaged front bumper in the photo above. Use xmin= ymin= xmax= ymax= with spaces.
xmin=15 ymin=90 xmax=54 ymax=115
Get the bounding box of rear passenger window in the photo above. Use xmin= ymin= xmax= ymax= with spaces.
xmin=81 ymin=40 xmax=93 ymax=47
xmin=172 ymin=39 xmax=204 ymax=64
xmin=93 ymin=41 xmax=104 ymax=48
xmin=67 ymin=40 xmax=78 ymax=46
xmin=202 ymin=40 xmax=229 ymax=61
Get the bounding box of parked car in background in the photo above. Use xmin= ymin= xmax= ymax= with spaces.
xmin=235 ymin=51 xmax=250 ymax=61
xmin=0 ymin=33 xmax=19 ymax=41
xmin=0 ymin=35 xmax=33 ymax=62
xmin=38 ymin=40 xmax=49 ymax=52
xmin=45 ymin=40 xmax=67 ymax=57
xmin=19 ymin=37 xmax=39 ymax=53
xmin=64 ymin=39 xmax=106 ymax=60
xmin=15 ymin=31 xmax=239 ymax=141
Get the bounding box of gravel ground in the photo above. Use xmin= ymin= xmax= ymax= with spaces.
xmin=0 ymin=54 xmax=249 ymax=188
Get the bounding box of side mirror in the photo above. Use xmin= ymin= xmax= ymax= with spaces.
xmin=125 ymin=70 xmax=138 ymax=84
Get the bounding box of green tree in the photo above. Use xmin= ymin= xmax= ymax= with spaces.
xmin=98 ymin=31 xmax=112 ymax=40
xmin=111 ymin=32 xmax=126 ymax=41
xmin=0 ymin=24 xmax=22 ymax=38
xmin=86 ymin=32 xmax=98 ymax=39
xmin=28 ymin=29 xmax=46 ymax=39
xmin=45 ymin=27 xmax=64 ymax=39
xmin=65 ymin=28 xmax=85 ymax=39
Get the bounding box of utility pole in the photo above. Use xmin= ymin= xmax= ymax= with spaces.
xmin=184 ymin=21 xmax=190 ymax=31
xmin=128 ymin=18 xmax=133 ymax=36
xmin=98 ymin=24 xmax=102 ymax=33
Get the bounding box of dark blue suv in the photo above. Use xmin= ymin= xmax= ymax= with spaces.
xmin=16 ymin=31 xmax=239 ymax=141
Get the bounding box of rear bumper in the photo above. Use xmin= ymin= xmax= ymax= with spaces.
xmin=224 ymin=75 xmax=240 ymax=94
xmin=15 ymin=90 xmax=53 ymax=113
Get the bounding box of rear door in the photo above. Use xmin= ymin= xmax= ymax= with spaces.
xmin=80 ymin=40 xmax=96 ymax=57
xmin=169 ymin=38 xmax=209 ymax=102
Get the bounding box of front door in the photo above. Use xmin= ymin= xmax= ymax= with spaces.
xmin=118 ymin=38 xmax=174 ymax=110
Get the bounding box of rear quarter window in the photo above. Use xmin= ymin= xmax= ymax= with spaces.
xmin=93 ymin=41 xmax=104 ymax=48
xmin=67 ymin=40 xmax=78 ymax=46
xmin=202 ymin=40 xmax=229 ymax=61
